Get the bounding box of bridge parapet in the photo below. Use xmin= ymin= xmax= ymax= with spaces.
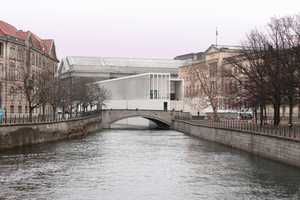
xmin=102 ymin=109 xmax=191 ymax=129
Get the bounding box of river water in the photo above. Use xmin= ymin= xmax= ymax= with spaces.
xmin=1 ymin=128 xmax=300 ymax=199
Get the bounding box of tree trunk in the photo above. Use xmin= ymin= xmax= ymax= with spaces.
xmin=273 ymin=103 xmax=280 ymax=125
xmin=42 ymin=105 xmax=46 ymax=121
xmin=260 ymin=104 xmax=264 ymax=126
xmin=289 ymin=102 xmax=293 ymax=128
xmin=29 ymin=107 xmax=33 ymax=122
xmin=212 ymin=106 xmax=219 ymax=121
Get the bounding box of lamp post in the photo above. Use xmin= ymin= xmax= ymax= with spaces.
xmin=4 ymin=107 xmax=6 ymax=124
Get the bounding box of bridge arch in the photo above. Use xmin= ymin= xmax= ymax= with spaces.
xmin=102 ymin=109 xmax=174 ymax=129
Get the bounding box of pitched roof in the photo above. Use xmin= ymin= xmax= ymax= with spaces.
xmin=64 ymin=56 xmax=186 ymax=68
xmin=0 ymin=20 xmax=19 ymax=38
xmin=0 ymin=20 xmax=55 ymax=56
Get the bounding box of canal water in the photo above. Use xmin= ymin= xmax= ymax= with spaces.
xmin=1 ymin=129 xmax=300 ymax=199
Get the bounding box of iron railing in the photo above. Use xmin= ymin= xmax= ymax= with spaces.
xmin=0 ymin=110 xmax=102 ymax=124
xmin=192 ymin=120 xmax=300 ymax=140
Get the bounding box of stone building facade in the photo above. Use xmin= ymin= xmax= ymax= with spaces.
xmin=0 ymin=21 xmax=59 ymax=116
xmin=177 ymin=45 xmax=242 ymax=116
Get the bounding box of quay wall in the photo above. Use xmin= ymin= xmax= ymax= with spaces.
xmin=173 ymin=120 xmax=300 ymax=168
xmin=0 ymin=115 xmax=102 ymax=151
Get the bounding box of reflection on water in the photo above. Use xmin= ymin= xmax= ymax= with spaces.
xmin=0 ymin=129 xmax=300 ymax=199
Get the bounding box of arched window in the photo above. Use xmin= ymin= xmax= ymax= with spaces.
xmin=10 ymin=87 xmax=14 ymax=100
xmin=12 ymin=48 xmax=15 ymax=58
xmin=9 ymin=47 xmax=13 ymax=58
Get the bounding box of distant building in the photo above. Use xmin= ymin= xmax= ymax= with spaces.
xmin=58 ymin=56 xmax=187 ymax=83
xmin=177 ymin=45 xmax=242 ymax=116
xmin=95 ymin=73 xmax=184 ymax=127
xmin=0 ymin=21 xmax=59 ymax=115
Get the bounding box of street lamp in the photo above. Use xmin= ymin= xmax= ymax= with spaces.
xmin=4 ymin=107 xmax=6 ymax=124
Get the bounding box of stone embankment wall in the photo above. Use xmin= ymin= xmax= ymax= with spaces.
xmin=0 ymin=115 xmax=102 ymax=151
xmin=173 ymin=120 xmax=300 ymax=168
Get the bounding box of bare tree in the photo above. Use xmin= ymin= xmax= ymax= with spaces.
xmin=225 ymin=14 xmax=300 ymax=125
xmin=266 ymin=14 xmax=300 ymax=126
xmin=223 ymin=31 xmax=271 ymax=125
xmin=47 ymin=75 xmax=61 ymax=120
xmin=15 ymin=50 xmax=41 ymax=122
xmin=185 ymin=61 xmax=220 ymax=121
xmin=85 ymin=83 xmax=110 ymax=111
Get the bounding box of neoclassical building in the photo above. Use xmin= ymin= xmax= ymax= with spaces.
xmin=0 ymin=21 xmax=59 ymax=115
xmin=177 ymin=45 xmax=242 ymax=115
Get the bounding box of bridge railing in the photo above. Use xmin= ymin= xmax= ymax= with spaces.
xmin=0 ymin=110 xmax=102 ymax=125
xmin=193 ymin=120 xmax=300 ymax=140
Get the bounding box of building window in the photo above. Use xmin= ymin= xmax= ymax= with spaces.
xmin=17 ymin=67 xmax=22 ymax=80
xmin=150 ymin=90 xmax=158 ymax=99
xmin=0 ymin=42 xmax=3 ymax=55
xmin=10 ymin=47 xmax=13 ymax=58
xmin=18 ymin=106 xmax=21 ymax=113
xmin=0 ymin=63 xmax=2 ymax=78
xmin=10 ymin=87 xmax=14 ymax=100
xmin=209 ymin=62 xmax=218 ymax=77
xmin=170 ymin=81 xmax=175 ymax=100
xmin=10 ymin=47 xmax=15 ymax=59
xmin=10 ymin=105 xmax=14 ymax=114
xmin=25 ymin=106 xmax=28 ymax=113
xmin=18 ymin=88 xmax=22 ymax=100
xmin=9 ymin=65 xmax=15 ymax=80
xmin=32 ymin=53 xmax=35 ymax=65
xmin=17 ymin=50 xmax=21 ymax=60
xmin=212 ymin=81 xmax=217 ymax=91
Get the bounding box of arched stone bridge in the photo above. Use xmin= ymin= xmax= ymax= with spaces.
xmin=102 ymin=109 xmax=190 ymax=129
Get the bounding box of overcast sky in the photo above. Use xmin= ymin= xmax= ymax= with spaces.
xmin=1 ymin=0 xmax=300 ymax=62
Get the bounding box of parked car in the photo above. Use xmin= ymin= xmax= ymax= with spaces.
xmin=57 ymin=109 xmax=63 ymax=114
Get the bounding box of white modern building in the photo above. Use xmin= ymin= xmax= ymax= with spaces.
xmin=95 ymin=73 xmax=184 ymax=127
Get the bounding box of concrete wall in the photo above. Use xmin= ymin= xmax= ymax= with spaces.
xmin=0 ymin=115 xmax=102 ymax=151
xmin=173 ymin=120 xmax=300 ymax=168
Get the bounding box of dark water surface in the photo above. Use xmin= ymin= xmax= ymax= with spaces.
xmin=1 ymin=129 xmax=300 ymax=199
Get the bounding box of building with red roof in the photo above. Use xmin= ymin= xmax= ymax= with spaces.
xmin=0 ymin=20 xmax=59 ymax=116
